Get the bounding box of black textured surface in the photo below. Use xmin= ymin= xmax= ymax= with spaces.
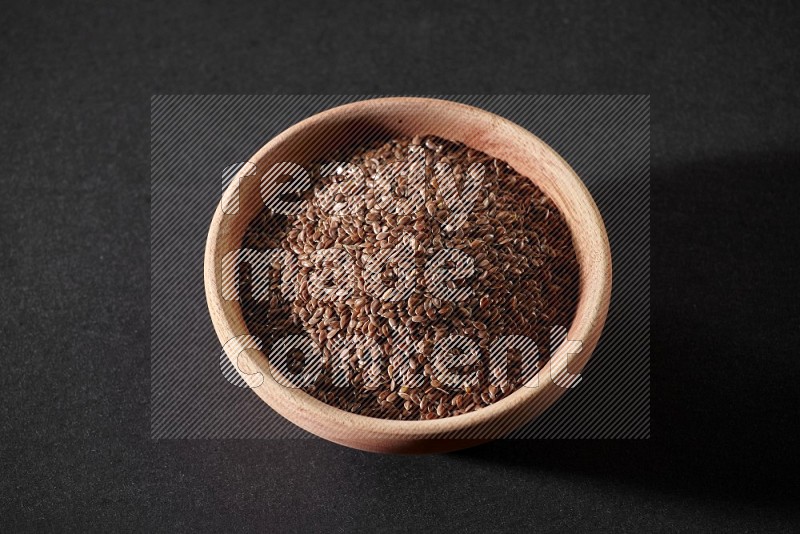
xmin=2 ymin=0 xmax=799 ymax=532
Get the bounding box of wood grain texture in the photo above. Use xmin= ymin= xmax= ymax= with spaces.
xmin=204 ymin=97 xmax=612 ymax=453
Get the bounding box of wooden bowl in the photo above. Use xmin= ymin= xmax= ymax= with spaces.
xmin=204 ymin=97 xmax=611 ymax=453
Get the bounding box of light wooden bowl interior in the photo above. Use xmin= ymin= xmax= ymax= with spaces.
xmin=205 ymin=97 xmax=612 ymax=453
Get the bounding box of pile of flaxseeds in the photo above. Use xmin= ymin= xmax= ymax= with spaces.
xmin=240 ymin=136 xmax=578 ymax=420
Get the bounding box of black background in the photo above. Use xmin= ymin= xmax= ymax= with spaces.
xmin=2 ymin=0 xmax=799 ymax=532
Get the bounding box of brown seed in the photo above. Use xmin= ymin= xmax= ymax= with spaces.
xmin=241 ymin=135 xmax=578 ymax=422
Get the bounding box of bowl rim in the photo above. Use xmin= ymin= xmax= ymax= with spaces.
xmin=204 ymin=96 xmax=612 ymax=447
